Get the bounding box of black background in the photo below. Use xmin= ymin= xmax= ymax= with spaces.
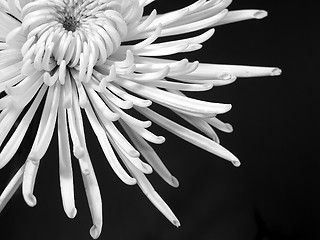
xmin=0 ymin=1 xmax=318 ymax=240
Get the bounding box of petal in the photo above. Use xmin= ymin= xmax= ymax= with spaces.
xmin=83 ymin=99 xmax=137 ymax=185
xmin=0 ymin=164 xmax=24 ymax=212
xmin=115 ymin=77 xmax=231 ymax=117
xmin=58 ymin=105 xmax=77 ymax=219
xmin=8 ymin=0 xmax=22 ymax=20
xmin=161 ymin=0 xmax=231 ymax=29
xmin=137 ymin=8 xmax=228 ymax=38
xmin=84 ymin=84 xmax=119 ymax=121
xmin=0 ymin=61 xmax=23 ymax=83
xmin=215 ymin=10 xmax=268 ymax=26
xmin=206 ymin=117 xmax=234 ymax=133
xmin=108 ymin=103 xmax=151 ymax=129
xmin=136 ymin=106 xmax=240 ymax=166
xmin=19 ymin=0 xmax=33 ymax=9
xmin=107 ymin=83 xmax=152 ymax=108
xmin=28 ymin=82 xmax=60 ymax=162
xmin=174 ymin=110 xmax=220 ymax=143
xmin=194 ymin=63 xmax=282 ymax=78
xmin=22 ymin=158 xmax=38 ymax=207
xmin=80 ymin=153 xmax=103 ymax=239
xmin=122 ymin=122 xmax=179 ymax=187
xmin=140 ymin=0 xmax=206 ymax=32
xmin=0 ymin=84 xmax=46 ymax=169
xmin=0 ymin=109 xmax=21 ymax=146
xmin=122 ymin=156 xmax=180 ymax=227
xmin=0 ymin=11 xmax=21 ymax=40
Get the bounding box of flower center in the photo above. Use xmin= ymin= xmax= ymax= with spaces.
xmin=19 ymin=0 xmax=134 ymax=81
xmin=62 ymin=16 xmax=80 ymax=32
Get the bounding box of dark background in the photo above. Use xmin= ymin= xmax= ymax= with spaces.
xmin=0 ymin=1 xmax=318 ymax=240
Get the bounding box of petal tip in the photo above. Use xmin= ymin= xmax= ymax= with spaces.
xmin=271 ymin=68 xmax=282 ymax=76
xmin=173 ymin=219 xmax=181 ymax=228
xmin=25 ymin=194 xmax=37 ymax=207
xmin=254 ymin=10 xmax=268 ymax=19
xmin=90 ymin=225 xmax=101 ymax=239
xmin=170 ymin=176 xmax=179 ymax=188
xmin=225 ymin=123 xmax=234 ymax=133
xmin=232 ymin=160 xmax=241 ymax=167
xmin=225 ymin=104 xmax=232 ymax=112
xmin=67 ymin=207 xmax=77 ymax=219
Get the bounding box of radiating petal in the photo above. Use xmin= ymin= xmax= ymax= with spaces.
xmin=0 ymin=85 xmax=46 ymax=169
xmin=115 ymin=77 xmax=232 ymax=117
xmin=121 ymin=121 xmax=179 ymax=187
xmin=122 ymin=155 xmax=180 ymax=227
xmin=81 ymin=153 xmax=103 ymax=240
xmin=28 ymin=82 xmax=60 ymax=163
xmin=84 ymin=99 xmax=137 ymax=185
xmin=136 ymin=106 xmax=240 ymax=167
xmin=0 ymin=164 xmax=24 ymax=212
xmin=215 ymin=10 xmax=268 ymax=26
xmin=58 ymin=104 xmax=77 ymax=219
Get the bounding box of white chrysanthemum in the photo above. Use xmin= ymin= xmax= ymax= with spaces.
xmin=0 ymin=0 xmax=281 ymax=238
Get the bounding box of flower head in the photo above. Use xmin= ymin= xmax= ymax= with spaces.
xmin=0 ymin=0 xmax=281 ymax=238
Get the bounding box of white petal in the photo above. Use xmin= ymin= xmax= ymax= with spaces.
xmin=120 ymin=120 xmax=165 ymax=145
xmin=110 ymin=133 xmax=153 ymax=175
xmin=122 ymin=156 xmax=180 ymax=227
xmin=128 ymin=24 xmax=162 ymax=51
xmin=108 ymin=102 xmax=151 ymax=129
xmin=0 ymin=49 xmax=22 ymax=67
xmin=0 ymin=85 xmax=46 ymax=169
xmin=84 ymin=84 xmax=119 ymax=121
xmin=147 ymin=80 xmax=213 ymax=92
xmin=28 ymin=82 xmax=60 ymax=162
xmin=107 ymin=83 xmax=152 ymax=108
xmin=165 ymin=0 xmax=231 ymax=28
xmin=98 ymin=116 xmax=140 ymax=158
xmin=123 ymin=66 xmax=170 ymax=82
xmin=141 ymin=0 xmax=205 ymax=32
xmin=19 ymin=0 xmax=33 ymax=9
xmin=121 ymin=121 xmax=179 ymax=187
xmin=99 ymin=87 xmax=133 ymax=110
xmin=206 ymin=117 xmax=233 ymax=133
xmin=138 ymin=9 xmax=228 ymax=39
xmin=58 ymin=105 xmax=77 ymax=219
xmin=80 ymin=153 xmax=103 ymax=240
xmin=174 ymin=110 xmax=220 ymax=143
xmin=0 ymin=164 xmax=24 ymax=212
xmin=70 ymin=71 xmax=89 ymax=108
xmin=0 ymin=1 xmax=9 ymax=12
xmin=84 ymin=101 xmax=137 ymax=185
xmin=115 ymin=77 xmax=231 ymax=117
xmin=0 ymin=109 xmax=21 ymax=146
xmin=215 ymin=10 xmax=268 ymax=26
xmin=8 ymin=0 xmax=22 ymax=20
xmin=62 ymin=70 xmax=73 ymax=109
xmin=194 ymin=63 xmax=282 ymax=77
xmin=68 ymin=89 xmax=90 ymax=173
xmin=133 ymin=28 xmax=214 ymax=53
xmin=140 ymin=0 xmax=156 ymax=7
xmin=0 ymin=11 xmax=21 ymax=40
xmin=0 ymin=61 xmax=23 ymax=83
xmin=126 ymin=9 xmax=157 ymax=40
xmin=136 ymin=107 xmax=240 ymax=166
xmin=6 ymin=70 xmax=42 ymax=96
xmin=6 ymin=26 xmax=26 ymax=49
xmin=22 ymin=158 xmax=39 ymax=207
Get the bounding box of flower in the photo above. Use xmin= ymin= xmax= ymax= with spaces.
xmin=0 ymin=0 xmax=281 ymax=238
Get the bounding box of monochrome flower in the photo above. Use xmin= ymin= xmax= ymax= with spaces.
xmin=0 ymin=0 xmax=281 ymax=238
